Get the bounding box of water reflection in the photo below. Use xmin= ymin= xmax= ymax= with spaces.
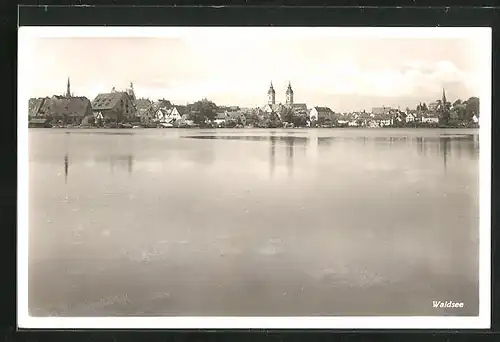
xmin=95 ymin=155 xmax=134 ymax=176
xmin=440 ymin=137 xmax=450 ymax=172
xmin=285 ymin=136 xmax=294 ymax=177
xmin=186 ymin=133 xmax=478 ymax=177
xmin=64 ymin=154 xmax=69 ymax=184
xmin=270 ymin=135 xmax=276 ymax=177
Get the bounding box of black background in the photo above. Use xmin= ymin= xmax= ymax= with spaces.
xmin=4 ymin=3 xmax=499 ymax=341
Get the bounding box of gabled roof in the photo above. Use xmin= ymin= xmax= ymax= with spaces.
xmin=372 ymin=106 xmax=392 ymax=115
xmin=226 ymin=111 xmax=245 ymax=119
xmin=289 ymin=103 xmax=308 ymax=110
xmin=135 ymin=98 xmax=153 ymax=110
xmin=262 ymin=103 xmax=285 ymax=112
xmin=29 ymin=97 xmax=48 ymax=116
xmin=157 ymin=99 xmax=172 ymax=108
xmin=312 ymin=106 xmax=334 ymax=114
xmin=92 ymin=92 xmax=130 ymax=110
xmin=173 ymin=105 xmax=189 ymax=115
xmin=40 ymin=96 xmax=92 ymax=117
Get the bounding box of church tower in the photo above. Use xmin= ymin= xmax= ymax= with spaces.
xmin=442 ymin=88 xmax=447 ymax=108
xmin=126 ymin=82 xmax=136 ymax=102
xmin=285 ymin=81 xmax=294 ymax=105
xmin=65 ymin=77 xmax=71 ymax=97
xmin=267 ymin=81 xmax=276 ymax=105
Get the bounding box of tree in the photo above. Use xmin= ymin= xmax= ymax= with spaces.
xmin=188 ymin=98 xmax=217 ymax=125
xmin=465 ymin=97 xmax=479 ymax=121
xmin=244 ymin=110 xmax=260 ymax=127
xmin=281 ymin=107 xmax=295 ymax=124
xmin=438 ymin=100 xmax=450 ymax=126
xmin=267 ymin=112 xmax=282 ymax=128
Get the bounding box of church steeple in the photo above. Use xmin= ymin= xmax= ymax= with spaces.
xmin=442 ymin=87 xmax=447 ymax=105
xmin=267 ymin=81 xmax=276 ymax=105
xmin=66 ymin=77 xmax=71 ymax=97
xmin=285 ymin=81 xmax=294 ymax=105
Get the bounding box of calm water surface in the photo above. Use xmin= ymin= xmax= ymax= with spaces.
xmin=28 ymin=128 xmax=480 ymax=316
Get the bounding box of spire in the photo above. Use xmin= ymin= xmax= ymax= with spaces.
xmin=268 ymin=81 xmax=275 ymax=94
xmin=66 ymin=77 xmax=71 ymax=97
xmin=442 ymin=87 xmax=447 ymax=104
xmin=130 ymin=82 xmax=134 ymax=90
xmin=267 ymin=81 xmax=276 ymax=104
xmin=285 ymin=81 xmax=294 ymax=105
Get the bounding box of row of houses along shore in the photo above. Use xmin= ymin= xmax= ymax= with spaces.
xmin=28 ymin=79 xmax=480 ymax=129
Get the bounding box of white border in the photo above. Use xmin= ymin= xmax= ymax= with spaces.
xmin=17 ymin=26 xmax=492 ymax=330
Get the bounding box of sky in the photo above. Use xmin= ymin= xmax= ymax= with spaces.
xmin=21 ymin=27 xmax=490 ymax=112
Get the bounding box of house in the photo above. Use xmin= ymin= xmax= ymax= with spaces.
xmin=421 ymin=116 xmax=439 ymax=124
xmin=37 ymin=95 xmax=93 ymax=124
xmin=472 ymin=114 xmax=479 ymax=124
xmin=214 ymin=110 xmax=227 ymax=126
xmin=92 ymin=92 xmax=136 ymax=122
xmin=261 ymin=103 xmax=285 ymax=119
xmin=371 ymin=113 xmax=393 ymax=127
xmin=371 ymin=106 xmax=392 ymax=115
xmin=135 ymin=99 xmax=155 ymax=123
xmin=155 ymin=108 xmax=171 ymax=123
xmin=309 ymin=106 xmax=336 ymax=123
xmin=428 ymin=102 xmax=439 ymax=112
xmin=28 ymin=97 xmax=49 ymax=118
xmin=28 ymin=118 xmax=52 ymax=128
xmin=225 ymin=111 xmax=246 ymax=126
xmin=406 ymin=112 xmax=417 ymax=123
xmin=287 ymin=103 xmax=308 ymax=116
xmin=178 ymin=114 xmax=195 ymax=127
xmin=167 ymin=106 xmax=186 ymax=123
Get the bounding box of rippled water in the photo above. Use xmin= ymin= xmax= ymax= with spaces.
xmin=28 ymin=128 xmax=480 ymax=316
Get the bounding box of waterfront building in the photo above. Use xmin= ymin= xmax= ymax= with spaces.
xmin=92 ymin=89 xmax=137 ymax=122
xmin=30 ymin=78 xmax=93 ymax=124
xmin=309 ymin=106 xmax=335 ymax=123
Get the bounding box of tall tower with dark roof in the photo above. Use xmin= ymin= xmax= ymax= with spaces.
xmin=285 ymin=81 xmax=294 ymax=105
xmin=66 ymin=77 xmax=71 ymax=97
xmin=268 ymin=82 xmax=276 ymax=105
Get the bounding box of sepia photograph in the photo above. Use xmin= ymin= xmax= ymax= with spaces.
xmin=18 ymin=26 xmax=491 ymax=329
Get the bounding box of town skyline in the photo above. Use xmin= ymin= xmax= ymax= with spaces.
xmin=22 ymin=27 xmax=488 ymax=112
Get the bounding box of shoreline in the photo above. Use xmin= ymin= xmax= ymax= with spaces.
xmin=28 ymin=125 xmax=480 ymax=130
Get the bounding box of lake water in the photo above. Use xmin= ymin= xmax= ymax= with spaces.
xmin=27 ymin=128 xmax=480 ymax=316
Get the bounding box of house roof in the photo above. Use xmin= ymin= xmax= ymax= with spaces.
xmin=372 ymin=106 xmax=392 ymax=115
xmin=173 ymin=105 xmax=189 ymax=115
xmin=92 ymin=92 xmax=130 ymax=110
xmin=289 ymin=103 xmax=308 ymax=110
xmin=226 ymin=111 xmax=245 ymax=119
xmin=135 ymin=98 xmax=153 ymax=110
xmin=313 ymin=106 xmax=334 ymax=115
xmin=40 ymin=96 xmax=92 ymax=117
xmin=156 ymin=99 xmax=172 ymax=109
xmin=29 ymin=97 xmax=48 ymax=116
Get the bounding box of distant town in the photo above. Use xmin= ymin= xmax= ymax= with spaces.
xmin=28 ymin=79 xmax=480 ymax=129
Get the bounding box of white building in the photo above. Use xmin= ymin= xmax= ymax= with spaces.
xmin=406 ymin=113 xmax=416 ymax=123
xmin=422 ymin=116 xmax=439 ymax=124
